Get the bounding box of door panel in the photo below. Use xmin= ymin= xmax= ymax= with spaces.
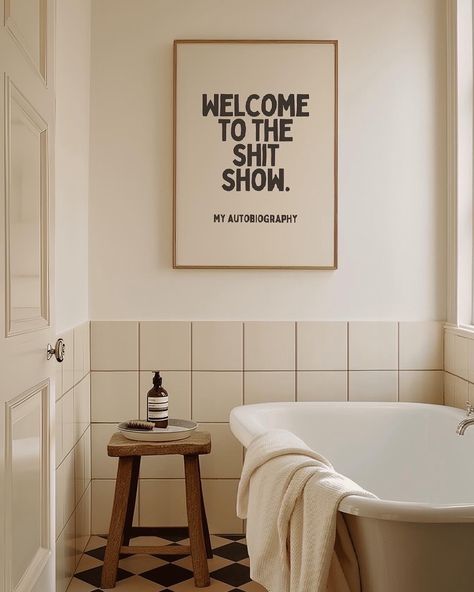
xmin=4 ymin=0 xmax=47 ymax=81
xmin=5 ymin=381 xmax=50 ymax=592
xmin=5 ymin=76 xmax=49 ymax=336
xmin=0 ymin=1 xmax=56 ymax=592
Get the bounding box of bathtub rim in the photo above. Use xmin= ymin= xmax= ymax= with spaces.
xmin=230 ymin=401 xmax=474 ymax=523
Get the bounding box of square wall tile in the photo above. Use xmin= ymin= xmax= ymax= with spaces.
xmin=55 ymin=399 xmax=63 ymax=468
xmin=75 ymin=484 xmax=91 ymax=559
xmin=244 ymin=371 xmax=295 ymax=405
xmin=91 ymin=424 xmax=119 ymax=479
xmin=55 ymin=529 xmax=64 ymax=592
xmin=91 ymin=321 xmax=138 ymax=370
xmin=56 ymin=514 xmax=76 ymax=592
xmin=468 ymin=339 xmax=474 ymax=383
xmin=62 ymin=389 xmax=75 ymax=457
xmin=57 ymin=450 xmax=75 ymax=537
xmin=349 ymin=322 xmax=398 ymax=370
xmin=399 ymin=371 xmax=444 ymax=404
xmin=297 ymin=371 xmax=347 ymax=402
xmin=139 ymin=478 xmax=244 ymax=535
xmin=74 ymin=321 xmax=90 ymax=385
xmin=444 ymin=331 xmax=455 ymax=374
xmin=192 ymin=322 xmax=243 ymax=370
xmin=139 ymin=371 xmax=191 ymax=420
xmin=91 ymin=479 xmax=139 ymax=534
xmin=469 ymin=382 xmax=474 ymax=405
xmin=55 ymin=527 xmax=67 ymax=592
xmin=244 ymin=322 xmax=295 ymax=370
xmin=84 ymin=323 xmax=91 ymax=374
xmin=85 ymin=431 xmax=92 ymax=487
xmin=74 ymin=375 xmax=90 ymax=445
xmin=454 ymin=375 xmax=469 ymax=409
xmin=192 ymin=372 xmax=243 ymax=422
xmin=444 ymin=372 xmax=455 ymax=407
xmin=297 ymin=322 xmax=347 ymax=370
xmin=348 ymin=371 xmax=398 ymax=402
xmin=201 ymin=480 xmax=243 ymax=534
xmin=91 ymin=371 xmax=139 ymax=422
xmin=199 ymin=423 xmax=243 ymax=479
xmin=61 ymin=328 xmax=74 ymax=395
xmin=453 ymin=335 xmax=469 ymax=380
xmin=399 ymin=322 xmax=443 ymax=370
xmin=75 ymin=427 xmax=91 ymax=502
xmin=443 ymin=332 xmax=469 ymax=380
xmin=139 ymin=480 xmax=187 ymax=527
xmin=56 ymin=463 xmax=64 ymax=537
xmin=63 ymin=452 xmax=76 ymax=527
xmin=140 ymin=321 xmax=191 ymax=371
xmin=55 ymin=362 xmax=63 ymax=402
xmin=91 ymin=480 xmax=113 ymax=534
xmin=140 ymin=453 xmax=184 ymax=479
xmin=65 ymin=515 xmax=77 ymax=573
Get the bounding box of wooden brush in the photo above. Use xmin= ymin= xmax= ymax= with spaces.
xmin=125 ymin=419 xmax=155 ymax=431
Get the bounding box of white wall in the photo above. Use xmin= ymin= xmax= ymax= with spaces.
xmin=89 ymin=0 xmax=447 ymax=321
xmin=55 ymin=0 xmax=91 ymax=332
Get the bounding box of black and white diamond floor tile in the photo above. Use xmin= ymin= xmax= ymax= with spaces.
xmin=67 ymin=533 xmax=266 ymax=592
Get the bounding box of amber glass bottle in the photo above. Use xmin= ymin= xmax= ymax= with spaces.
xmin=147 ymin=371 xmax=169 ymax=428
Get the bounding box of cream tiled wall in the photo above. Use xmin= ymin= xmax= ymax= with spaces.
xmin=55 ymin=322 xmax=91 ymax=592
xmin=444 ymin=328 xmax=474 ymax=408
xmin=89 ymin=320 xmax=444 ymax=536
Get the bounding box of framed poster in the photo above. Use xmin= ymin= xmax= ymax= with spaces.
xmin=173 ymin=40 xmax=338 ymax=269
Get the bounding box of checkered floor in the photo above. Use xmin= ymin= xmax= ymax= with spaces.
xmin=68 ymin=531 xmax=266 ymax=591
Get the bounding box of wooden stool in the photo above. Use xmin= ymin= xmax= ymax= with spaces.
xmin=101 ymin=431 xmax=212 ymax=589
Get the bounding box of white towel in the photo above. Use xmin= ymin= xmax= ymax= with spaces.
xmin=237 ymin=429 xmax=376 ymax=592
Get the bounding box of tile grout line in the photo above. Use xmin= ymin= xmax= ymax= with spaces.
xmin=346 ymin=322 xmax=350 ymax=401
xmin=82 ymin=367 xmax=444 ymax=373
xmin=294 ymin=322 xmax=298 ymax=402
xmin=397 ymin=322 xmax=400 ymax=402
xmin=59 ymin=371 xmax=90 ymax=404
xmin=241 ymin=322 xmax=245 ymax=476
xmin=88 ymin=321 xmax=93 ymax=540
xmin=88 ymin=320 xmax=92 ymax=379
xmin=442 ymin=327 xmax=446 ymax=405
xmin=242 ymin=322 xmax=246 ymax=405
xmin=137 ymin=321 xmax=141 ymax=525
xmin=190 ymin=322 xmax=193 ymax=421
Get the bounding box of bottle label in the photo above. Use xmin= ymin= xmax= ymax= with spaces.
xmin=148 ymin=395 xmax=168 ymax=421
xmin=148 ymin=410 xmax=169 ymax=420
xmin=148 ymin=396 xmax=168 ymax=404
xmin=148 ymin=402 xmax=168 ymax=410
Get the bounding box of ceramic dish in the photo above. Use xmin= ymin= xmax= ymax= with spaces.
xmin=118 ymin=418 xmax=198 ymax=442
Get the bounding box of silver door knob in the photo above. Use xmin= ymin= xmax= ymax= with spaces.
xmin=47 ymin=338 xmax=65 ymax=362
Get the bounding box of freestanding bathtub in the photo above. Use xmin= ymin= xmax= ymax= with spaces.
xmin=230 ymin=402 xmax=474 ymax=592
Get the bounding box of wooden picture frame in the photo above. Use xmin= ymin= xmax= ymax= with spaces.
xmin=173 ymin=39 xmax=338 ymax=269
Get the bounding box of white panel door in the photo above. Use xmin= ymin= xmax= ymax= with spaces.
xmin=0 ymin=2 xmax=56 ymax=592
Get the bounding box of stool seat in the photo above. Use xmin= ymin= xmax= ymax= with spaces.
xmin=101 ymin=431 xmax=212 ymax=589
xmin=107 ymin=431 xmax=211 ymax=456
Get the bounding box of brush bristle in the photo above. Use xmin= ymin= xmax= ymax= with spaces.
xmin=125 ymin=420 xmax=155 ymax=430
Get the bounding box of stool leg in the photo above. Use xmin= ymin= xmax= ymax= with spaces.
xmin=123 ymin=456 xmax=141 ymax=546
xmin=197 ymin=459 xmax=213 ymax=559
xmin=184 ymin=455 xmax=210 ymax=587
xmin=101 ymin=456 xmax=134 ymax=589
